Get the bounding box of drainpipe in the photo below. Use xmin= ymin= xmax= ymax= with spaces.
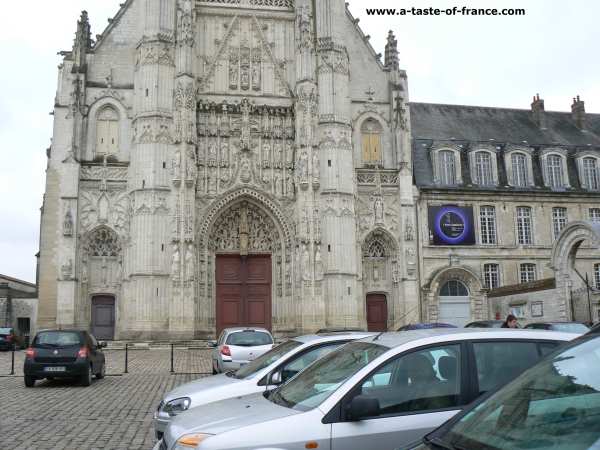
xmin=414 ymin=191 xmax=423 ymax=322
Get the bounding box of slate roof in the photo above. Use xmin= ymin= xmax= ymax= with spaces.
xmin=409 ymin=102 xmax=600 ymax=192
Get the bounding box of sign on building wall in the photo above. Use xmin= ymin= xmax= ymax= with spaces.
xmin=428 ymin=205 xmax=476 ymax=245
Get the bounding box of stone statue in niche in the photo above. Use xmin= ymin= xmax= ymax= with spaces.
xmin=171 ymin=244 xmax=181 ymax=280
xmin=208 ymin=139 xmax=217 ymax=163
xmin=61 ymin=258 xmax=73 ymax=280
xmin=275 ymin=141 xmax=283 ymax=168
xmin=229 ymin=51 xmax=239 ymax=89
xmin=312 ymin=151 xmax=320 ymax=183
xmin=301 ymin=243 xmax=311 ymax=281
xmin=240 ymin=156 xmax=252 ymax=183
xmin=81 ymin=258 xmax=88 ymax=284
xmin=63 ymin=209 xmax=73 ymax=236
xmin=298 ymin=151 xmax=309 ymax=185
xmin=185 ymin=244 xmax=194 ymax=281
xmin=374 ymin=196 xmax=384 ymax=225
xmin=404 ymin=217 xmax=414 ymax=242
xmin=262 ymin=141 xmax=271 ymax=166
xmin=116 ymin=256 xmax=123 ymax=282
xmin=392 ymin=260 xmax=400 ymax=283
xmin=286 ymin=174 xmax=295 ymax=198
xmin=252 ymin=60 xmax=261 ymax=91
xmin=315 ymin=244 xmax=323 ymax=280
xmin=172 ymin=149 xmax=181 ymax=178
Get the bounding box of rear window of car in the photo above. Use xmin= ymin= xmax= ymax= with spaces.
xmin=551 ymin=323 xmax=589 ymax=333
xmin=0 ymin=328 xmax=12 ymax=335
xmin=226 ymin=331 xmax=273 ymax=346
xmin=34 ymin=331 xmax=83 ymax=347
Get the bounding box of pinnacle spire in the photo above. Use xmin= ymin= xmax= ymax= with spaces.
xmin=384 ymin=30 xmax=399 ymax=70
xmin=72 ymin=10 xmax=93 ymax=73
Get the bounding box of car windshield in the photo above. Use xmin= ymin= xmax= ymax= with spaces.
xmin=34 ymin=331 xmax=82 ymax=347
xmin=442 ymin=335 xmax=600 ymax=450
xmin=233 ymin=340 xmax=303 ymax=379
xmin=0 ymin=328 xmax=11 ymax=335
xmin=551 ymin=323 xmax=590 ymax=334
xmin=269 ymin=341 xmax=388 ymax=412
xmin=226 ymin=331 xmax=273 ymax=346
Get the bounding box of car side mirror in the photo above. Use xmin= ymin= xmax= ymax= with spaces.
xmin=347 ymin=395 xmax=380 ymax=421
xmin=207 ymin=340 xmax=217 ymax=348
xmin=269 ymin=371 xmax=282 ymax=385
xmin=98 ymin=342 xmax=107 ymax=348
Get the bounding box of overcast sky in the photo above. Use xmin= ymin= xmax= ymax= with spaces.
xmin=1 ymin=0 xmax=599 ymax=283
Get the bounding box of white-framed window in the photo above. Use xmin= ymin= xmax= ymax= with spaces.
xmin=436 ymin=150 xmax=457 ymax=185
xmin=510 ymin=152 xmax=529 ymax=187
xmin=473 ymin=151 xmax=494 ymax=186
xmin=552 ymin=207 xmax=568 ymax=240
xmin=479 ymin=205 xmax=497 ymax=245
xmin=96 ymin=106 xmax=119 ymax=155
xmin=595 ymin=263 xmax=600 ymax=289
xmin=516 ymin=206 xmax=533 ymax=245
xmin=483 ymin=263 xmax=500 ymax=289
xmin=520 ymin=263 xmax=536 ymax=283
xmin=589 ymin=208 xmax=600 ymax=222
xmin=542 ymin=152 xmax=569 ymax=189
xmin=582 ymin=157 xmax=600 ymax=191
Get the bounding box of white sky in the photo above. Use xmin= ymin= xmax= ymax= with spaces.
xmin=1 ymin=0 xmax=599 ymax=283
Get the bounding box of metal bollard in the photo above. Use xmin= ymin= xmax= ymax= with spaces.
xmin=10 ymin=347 xmax=15 ymax=376
xmin=124 ymin=343 xmax=129 ymax=374
xmin=170 ymin=343 xmax=175 ymax=373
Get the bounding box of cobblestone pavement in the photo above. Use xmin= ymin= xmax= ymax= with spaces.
xmin=0 ymin=349 xmax=212 ymax=450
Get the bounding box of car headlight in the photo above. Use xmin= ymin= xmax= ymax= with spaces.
xmin=173 ymin=433 xmax=212 ymax=449
xmin=162 ymin=397 xmax=191 ymax=417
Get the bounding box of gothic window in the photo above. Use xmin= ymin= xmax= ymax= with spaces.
xmin=483 ymin=264 xmax=500 ymax=289
xmin=96 ymin=106 xmax=119 ymax=156
xmin=511 ymin=153 xmax=529 ymax=187
xmin=545 ymin=154 xmax=565 ymax=189
xmin=437 ymin=150 xmax=457 ymax=185
xmin=473 ymin=151 xmax=494 ymax=186
xmin=589 ymin=208 xmax=600 ymax=222
xmin=87 ymin=227 xmax=121 ymax=257
xmin=361 ymin=119 xmax=383 ymax=166
xmin=581 ymin=157 xmax=600 ymax=190
xmin=519 ymin=263 xmax=536 ymax=283
xmin=479 ymin=206 xmax=497 ymax=245
xmin=516 ymin=206 xmax=533 ymax=245
xmin=365 ymin=240 xmax=386 ymax=258
xmin=440 ymin=280 xmax=468 ymax=296
xmin=552 ymin=207 xmax=568 ymax=240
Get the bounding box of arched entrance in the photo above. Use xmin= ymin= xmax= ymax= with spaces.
xmin=197 ymin=189 xmax=294 ymax=337
xmin=438 ymin=280 xmax=470 ymax=326
xmin=550 ymin=221 xmax=600 ymax=321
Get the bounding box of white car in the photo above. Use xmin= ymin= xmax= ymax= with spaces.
xmin=153 ymin=331 xmax=374 ymax=439
xmin=210 ymin=327 xmax=274 ymax=373
xmin=158 ymin=329 xmax=580 ymax=450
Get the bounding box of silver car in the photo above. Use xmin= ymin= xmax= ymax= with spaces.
xmin=157 ymin=329 xmax=579 ymax=450
xmin=153 ymin=331 xmax=374 ymax=439
xmin=210 ymin=327 xmax=274 ymax=373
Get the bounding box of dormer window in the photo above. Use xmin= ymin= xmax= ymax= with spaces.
xmin=469 ymin=147 xmax=498 ymax=186
xmin=541 ymin=149 xmax=569 ymax=189
xmin=511 ymin=153 xmax=528 ymax=186
xmin=437 ymin=150 xmax=457 ymax=185
xmin=361 ymin=119 xmax=382 ymax=166
xmin=505 ymin=146 xmax=534 ymax=188
xmin=578 ymin=156 xmax=600 ymax=191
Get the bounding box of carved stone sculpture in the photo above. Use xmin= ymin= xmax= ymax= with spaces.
xmin=63 ymin=210 xmax=73 ymax=236
xmin=185 ymin=244 xmax=195 ymax=281
xmin=302 ymin=243 xmax=311 ymax=281
xmin=171 ymin=244 xmax=181 ymax=280
xmin=315 ymin=244 xmax=324 ymax=280
xmin=374 ymin=196 xmax=384 ymax=225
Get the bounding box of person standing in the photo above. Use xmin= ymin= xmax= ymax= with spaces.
xmin=501 ymin=314 xmax=519 ymax=328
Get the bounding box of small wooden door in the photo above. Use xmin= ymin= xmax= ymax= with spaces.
xmin=366 ymin=294 xmax=388 ymax=332
xmin=91 ymin=296 xmax=115 ymax=340
xmin=216 ymin=255 xmax=272 ymax=335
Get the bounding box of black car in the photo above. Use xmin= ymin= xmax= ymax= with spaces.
xmin=464 ymin=320 xmax=505 ymax=328
xmin=24 ymin=330 xmax=106 ymax=387
xmin=524 ymin=321 xmax=590 ymax=333
xmin=0 ymin=327 xmax=26 ymax=351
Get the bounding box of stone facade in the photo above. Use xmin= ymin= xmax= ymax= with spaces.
xmin=38 ymin=0 xmax=417 ymax=339
xmin=0 ymin=275 xmax=38 ymax=339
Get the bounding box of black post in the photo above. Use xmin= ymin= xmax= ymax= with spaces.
xmin=586 ymin=273 xmax=593 ymax=324
xmin=170 ymin=343 xmax=175 ymax=373
xmin=124 ymin=343 xmax=129 ymax=374
xmin=10 ymin=347 xmax=15 ymax=376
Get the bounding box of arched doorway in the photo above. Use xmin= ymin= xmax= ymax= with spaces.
xmin=91 ymin=295 xmax=115 ymax=340
xmin=366 ymin=294 xmax=387 ymax=331
xmin=438 ymin=280 xmax=470 ymax=327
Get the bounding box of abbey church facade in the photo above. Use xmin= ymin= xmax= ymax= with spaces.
xmin=38 ymin=0 xmax=600 ymax=340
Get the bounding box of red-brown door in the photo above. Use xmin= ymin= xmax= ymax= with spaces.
xmin=91 ymin=296 xmax=115 ymax=340
xmin=366 ymin=294 xmax=388 ymax=332
xmin=216 ymin=255 xmax=271 ymax=335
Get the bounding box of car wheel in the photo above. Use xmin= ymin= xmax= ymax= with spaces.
xmin=81 ymin=364 xmax=93 ymax=387
xmin=24 ymin=376 xmax=35 ymax=387
xmin=95 ymin=362 xmax=106 ymax=380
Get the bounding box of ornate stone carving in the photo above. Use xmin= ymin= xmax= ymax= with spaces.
xmin=374 ymin=196 xmax=384 ymax=225
xmin=61 ymin=259 xmax=73 ymax=280
xmin=63 ymin=209 xmax=73 ymax=236
xmin=177 ymin=0 xmax=195 ymax=47
xmin=80 ymin=165 xmax=128 ymax=181
xmin=80 ymin=189 xmax=129 ymax=234
xmin=404 ymin=217 xmax=414 ymax=242
xmin=184 ymin=243 xmax=195 ymax=281
xmin=174 ymin=81 xmax=196 ymax=144
xmin=84 ymin=227 xmax=121 ymax=257
xmin=138 ymin=43 xmax=175 ymax=67
xmin=171 ymin=244 xmax=181 ymax=281
xmin=314 ymin=244 xmax=323 ymax=280
xmin=301 ymin=243 xmax=311 ymax=281
xmin=312 ymin=151 xmax=320 ymax=188
xmin=296 ymin=5 xmax=314 ymax=50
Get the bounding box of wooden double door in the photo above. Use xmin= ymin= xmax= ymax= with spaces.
xmin=91 ymin=296 xmax=115 ymax=340
xmin=366 ymin=294 xmax=388 ymax=332
xmin=216 ymin=255 xmax=272 ymax=335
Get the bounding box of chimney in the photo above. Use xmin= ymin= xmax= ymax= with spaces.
xmin=384 ymin=30 xmax=399 ymax=71
xmin=531 ymin=94 xmax=546 ymax=129
xmin=571 ymin=95 xmax=586 ymax=130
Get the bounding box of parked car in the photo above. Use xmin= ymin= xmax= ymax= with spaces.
xmin=524 ymin=321 xmax=590 ymax=333
xmin=158 ymin=328 xmax=579 ymax=450
xmin=209 ymin=327 xmax=274 ymax=374
xmin=153 ymin=331 xmax=374 ymax=439
xmin=0 ymin=327 xmax=26 ymax=351
xmin=397 ymin=322 xmax=456 ymax=331
xmin=23 ymin=329 xmax=106 ymax=387
xmin=410 ymin=331 xmax=600 ymax=450
xmin=316 ymin=327 xmax=366 ymax=333
xmin=464 ymin=320 xmax=505 ymax=328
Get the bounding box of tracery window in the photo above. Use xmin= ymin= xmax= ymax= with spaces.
xmin=361 ymin=119 xmax=383 ymax=165
xmin=87 ymin=227 xmax=121 ymax=257
xmin=96 ymin=107 xmax=119 ymax=155
xmin=365 ymin=240 xmax=386 ymax=258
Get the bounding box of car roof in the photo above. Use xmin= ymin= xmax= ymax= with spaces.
xmin=358 ymin=328 xmax=580 ymax=349
xmin=292 ymin=332 xmax=376 ymax=344
xmin=527 ymin=321 xmax=586 ymax=324
xmin=222 ymin=327 xmax=271 ymax=333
